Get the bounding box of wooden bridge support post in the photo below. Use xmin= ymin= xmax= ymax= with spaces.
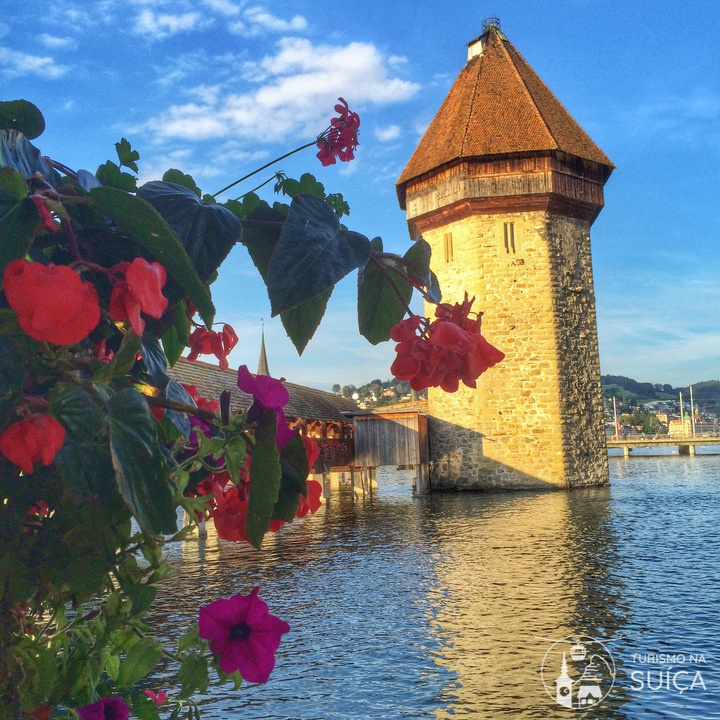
xmin=623 ymin=446 xmax=630 ymax=459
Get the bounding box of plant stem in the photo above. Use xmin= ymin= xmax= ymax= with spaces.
xmin=211 ymin=141 xmax=317 ymax=199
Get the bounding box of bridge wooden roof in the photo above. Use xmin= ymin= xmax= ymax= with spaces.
xmin=397 ymin=23 xmax=613 ymax=207
xmin=169 ymin=358 xmax=357 ymax=423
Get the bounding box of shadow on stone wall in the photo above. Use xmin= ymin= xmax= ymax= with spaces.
xmin=428 ymin=416 xmax=568 ymax=491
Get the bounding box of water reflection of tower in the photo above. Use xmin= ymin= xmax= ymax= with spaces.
xmin=555 ymin=653 xmax=573 ymax=709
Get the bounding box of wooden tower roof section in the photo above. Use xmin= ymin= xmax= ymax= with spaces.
xmin=169 ymin=358 xmax=357 ymax=423
xmin=397 ymin=24 xmax=613 ymax=209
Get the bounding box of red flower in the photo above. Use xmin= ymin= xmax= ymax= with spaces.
xmin=31 ymin=196 xmax=58 ymax=233
xmin=109 ymin=258 xmax=168 ymax=336
xmin=93 ymin=339 xmax=114 ymax=364
xmin=198 ymin=587 xmax=290 ymax=683
xmin=0 ymin=415 xmax=65 ymax=474
xmin=296 ymin=479 xmax=322 ymax=518
xmin=390 ymin=296 xmax=504 ymax=392
xmin=302 ymin=435 xmax=319 ymax=469
xmin=316 ymin=97 xmax=360 ymax=166
xmin=77 ymin=697 xmax=129 ymax=720
xmin=210 ymin=477 xmax=251 ymax=543
xmin=143 ymin=689 xmax=167 ymax=704
xmin=3 ymin=259 xmax=100 ymax=345
xmin=27 ymin=706 xmax=51 ymax=720
xmin=187 ymin=324 xmax=238 ymax=370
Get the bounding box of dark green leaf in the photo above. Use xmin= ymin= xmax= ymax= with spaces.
xmin=132 ymin=693 xmax=162 ymax=720
xmin=162 ymin=169 xmax=201 ymax=197
xmin=242 ymin=204 xmax=285 ymax=281
xmin=140 ymin=332 xmax=169 ymax=391
xmin=51 ymin=382 xmax=117 ymax=499
xmin=137 ymin=181 xmax=241 ymax=283
xmin=96 ymin=160 xmax=138 ymax=192
xmin=223 ymin=193 xmax=263 ymax=221
xmin=0 ymin=197 xmax=39 ymax=279
xmin=115 ymin=138 xmax=140 ymax=173
xmin=0 ymin=130 xmax=60 ymax=183
xmin=124 ymin=583 xmax=158 ymax=614
xmin=266 ymin=194 xmax=372 ymax=316
xmin=107 ymin=387 xmax=177 ymax=535
xmin=93 ymin=330 xmax=142 ymax=384
xmin=162 ymin=301 xmax=192 ymax=366
xmin=0 ymin=100 xmax=45 ymax=139
xmin=164 ymin=379 xmax=194 ymax=437
xmin=358 ymin=241 xmax=412 ymax=345
xmin=246 ymin=409 xmax=282 ymax=548
xmin=178 ymin=653 xmax=209 ymax=698
xmin=272 ymin=434 xmax=309 ymax=522
xmin=75 ymin=169 xmax=102 ymax=192
xmin=117 ymin=637 xmax=163 ymax=688
xmin=89 ymin=187 xmax=215 ymax=327
xmin=0 ymin=308 xmax=22 ymax=337
xmin=280 ymin=287 xmax=332 ymax=355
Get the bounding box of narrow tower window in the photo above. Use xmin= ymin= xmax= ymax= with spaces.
xmin=503 ymin=222 xmax=516 ymax=253
xmin=444 ymin=232 xmax=454 ymax=263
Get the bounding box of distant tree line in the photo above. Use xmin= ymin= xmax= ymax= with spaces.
xmin=331 ymin=379 xmax=427 ymax=408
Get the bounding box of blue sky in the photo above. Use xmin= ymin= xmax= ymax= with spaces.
xmin=2 ymin=0 xmax=719 ymax=389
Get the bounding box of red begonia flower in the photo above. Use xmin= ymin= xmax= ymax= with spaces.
xmin=77 ymin=697 xmax=130 ymax=720
xmin=389 ymin=296 xmax=504 ymax=392
xmin=316 ymin=97 xmax=360 ymax=166
xmin=296 ymin=479 xmax=323 ymax=518
xmin=187 ymin=324 xmax=238 ymax=370
xmin=302 ymin=435 xmax=319 ymax=469
xmin=27 ymin=706 xmax=51 ymax=720
xmin=198 ymin=587 xmax=290 ymax=683
xmin=0 ymin=415 xmax=65 ymax=474
xmin=3 ymin=258 xmax=100 ymax=345
xmin=143 ymin=689 xmax=167 ymax=704
xmin=109 ymin=258 xmax=168 ymax=336
xmin=211 ymin=479 xmax=251 ymax=543
xmin=31 ymin=196 xmax=59 ymax=233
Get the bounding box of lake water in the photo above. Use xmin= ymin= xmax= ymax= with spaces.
xmin=154 ymin=451 xmax=720 ymax=719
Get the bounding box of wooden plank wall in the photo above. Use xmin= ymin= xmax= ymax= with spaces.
xmin=353 ymin=413 xmax=429 ymax=467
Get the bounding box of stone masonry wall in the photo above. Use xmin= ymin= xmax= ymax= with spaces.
xmin=422 ymin=210 xmax=608 ymax=490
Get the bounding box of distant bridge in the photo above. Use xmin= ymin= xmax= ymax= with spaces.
xmin=607 ymin=434 xmax=720 ymax=457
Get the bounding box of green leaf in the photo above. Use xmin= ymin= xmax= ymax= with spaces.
xmin=162 ymin=168 xmax=201 ymax=197
xmin=117 ymin=637 xmax=163 ymax=688
xmin=125 ymin=582 xmax=158 ymax=614
xmin=107 ymin=387 xmax=177 ymax=535
xmin=0 ymin=196 xmax=39 ymax=280
xmin=50 ymin=382 xmax=117 ymax=499
xmin=266 ymin=194 xmax=372 ymax=316
xmin=94 ymin=330 xmax=142 ymax=383
xmin=0 ymin=308 xmax=22 ymax=337
xmin=280 ymin=287 xmax=332 ymax=355
xmin=272 ymin=434 xmax=309 ymax=522
xmin=178 ymin=653 xmax=210 ymax=698
xmin=0 ymin=130 xmax=60 ymax=183
xmin=132 ymin=693 xmax=162 ymax=720
xmin=162 ymin=301 xmax=192 ymax=366
xmin=0 ymin=166 xmax=28 ymax=202
xmin=403 ymin=237 xmax=441 ymax=303
xmin=358 ymin=239 xmax=412 ymax=345
xmin=242 ymin=203 xmax=285 ymax=281
xmin=96 ymin=160 xmax=138 ymax=192
xmin=246 ymin=409 xmax=282 ymax=548
xmin=0 ymin=100 xmax=45 ymax=139
xmin=137 ymin=181 xmax=241 ymax=283
xmin=115 ymin=137 xmax=140 ymax=173
xmin=89 ymin=186 xmax=215 ymax=327
xmin=102 ymin=649 xmax=121 ymax=681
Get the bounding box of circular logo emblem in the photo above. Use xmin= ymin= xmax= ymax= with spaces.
xmin=541 ymin=635 xmax=615 ymax=710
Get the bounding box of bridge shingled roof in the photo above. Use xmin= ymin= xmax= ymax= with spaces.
xmin=169 ymin=358 xmax=357 ymax=423
xmin=396 ymin=23 xmax=614 ymax=207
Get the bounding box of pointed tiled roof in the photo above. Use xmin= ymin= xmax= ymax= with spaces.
xmin=397 ymin=24 xmax=613 ymax=192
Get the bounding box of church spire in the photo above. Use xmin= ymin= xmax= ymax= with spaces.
xmin=257 ymin=320 xmax=270 ymax=376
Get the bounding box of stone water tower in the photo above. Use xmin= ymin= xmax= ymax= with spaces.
xmin=396 ymin=21 xmax=614 ymax=490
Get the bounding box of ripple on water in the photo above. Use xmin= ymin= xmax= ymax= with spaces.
xmin=150 ymin=461 xmax=720 ymax=719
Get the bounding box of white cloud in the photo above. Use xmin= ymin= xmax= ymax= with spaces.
xmin=133 ymin=10 xmax=208 ymax=39
xmin=37 ymin=33 xmax=79 ymax=51
xmin=202 ymin=0 xmax=241 ymax=16
xmin=0 ymin=47 xmax=68 ymax=79
xmin=145 ymin=38 xmax=420 ymax=144
xmin=375 ymin=125 xmax=401 ymax=142
xmin=229 ymin=6 xmax=308 ymax=36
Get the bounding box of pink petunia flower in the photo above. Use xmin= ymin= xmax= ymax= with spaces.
xmin=198 ymin=587 xmax=290 ymax=683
